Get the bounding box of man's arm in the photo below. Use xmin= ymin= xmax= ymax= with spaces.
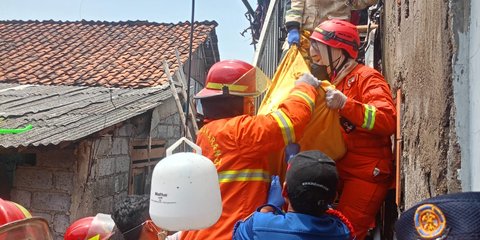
xmin=232 ymin=215 xmax=255 ymax=240
xmin=339 ymin=74 xmax=396 ymax=136
xmin=234 ymin=80 xmax=318 ymax=154
xmin=285 ymin=0 xmax=305 ymax=30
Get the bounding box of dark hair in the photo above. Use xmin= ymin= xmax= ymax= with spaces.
xmin=286 ymin=150 xmax=338 ymax=217
xmin=111 ymin=195 xmax=150 ymax=240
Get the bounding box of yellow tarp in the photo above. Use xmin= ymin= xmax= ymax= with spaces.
xmin=257 ymin=44 xmax=346 ymax=178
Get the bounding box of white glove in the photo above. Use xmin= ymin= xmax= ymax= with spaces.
xmin=326 ymin=89 xmax=347 ymax=109
xmin=296 ymin=73 xmax=320 ymax=88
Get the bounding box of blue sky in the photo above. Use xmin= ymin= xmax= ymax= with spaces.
xmin=0 ymin=0 xmax=258 ymax=62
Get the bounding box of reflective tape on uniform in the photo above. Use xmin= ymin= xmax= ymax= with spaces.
xmin=272 ymin=109 xmax=295 ymax=144
xmin=362 ymin=104 xmax=376 ymax=130
xmin=218 ymin=169 xmax=270 ymax=183
xmin=292 ymin=90 xmax=315 ymax=112
xmin=286 ymin=9 xmax=302 ymax=18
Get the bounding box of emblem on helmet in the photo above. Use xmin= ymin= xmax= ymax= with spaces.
xmin=414 ymin=203 xmax=447 ymax=239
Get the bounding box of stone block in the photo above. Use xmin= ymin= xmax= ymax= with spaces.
xmin=116 ymin=123 xmax=135 ymax=137
xmin=115 ymin=156 xmax=130 ymax=174
xmin=93 ymin=136 xmax=113 ymax=157
xmin=172 ymin=126 xmax=181 ymax=138
xmin=53 ymin=214 xmax=70 ymax=233
xmin=93 ymin=177 xmax=115 ymax=198
xmin=167 ymin=125 xmax=175 ymax=138
xmin=32 ymin=192 xmax=71 ymax=212
xmin=15 ymin=168 xmax=53 ymax=190
xmin=54 ymin=232 xmax=64 ymax=240
xmin=10 ymin=189 xmax=31 ymax=208
xmin=112 ymin=138 xmax=129 ymax=155
xmin=93 ymin=196 xmax=113 ymax=214
xmin=54 ymin=171 xmax=74 ymax=192
xmin=173 ymin=113 xmax=180 ymax=124
xmin=97 ymin=157 xmax=115 ymax=177
xmin=33 ymin=211 xmax=53 ymax=224
xmin=157 ymin=125 xmax=169 ymax=138
xmin=114 ymin=173 xmax=129 ymax=193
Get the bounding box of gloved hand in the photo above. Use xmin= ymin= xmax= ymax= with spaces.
xmin=267 ymin=175 xmax=285 ymax=208
xmin=287 ymin=28 xmax=300 ymax=46
xmin=284 ymin=143 xmax=300 ymax=164
xmin=296 ymin=73 xmax=320 ymax=88
xmin=326 ymin=89 xmax=347 ymax=109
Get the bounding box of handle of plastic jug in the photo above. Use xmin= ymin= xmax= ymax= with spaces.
xmin=166 ymin=137 xmax=202 ymax=156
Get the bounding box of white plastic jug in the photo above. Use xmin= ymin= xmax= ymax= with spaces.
xmin=149 ymin=137 xmax=222 ymax=231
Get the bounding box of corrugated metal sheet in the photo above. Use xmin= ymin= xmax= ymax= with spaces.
xmin=0 ymin=83 xmax=172 ymax=148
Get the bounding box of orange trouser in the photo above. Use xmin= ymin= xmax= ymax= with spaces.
xmin=337 ymin=177 xmax=389 ymax=240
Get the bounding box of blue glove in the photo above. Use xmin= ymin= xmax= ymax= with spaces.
xmin=267 ymin=175 xmax=285 ymax=208
xmin=284 ymin=143 xmax=300 ymax=163
xmin=287 ymin=28 xmax=300 ymax=46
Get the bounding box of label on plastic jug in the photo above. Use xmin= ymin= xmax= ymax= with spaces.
xmin=152 ymin=192 xmax=176 ymax=204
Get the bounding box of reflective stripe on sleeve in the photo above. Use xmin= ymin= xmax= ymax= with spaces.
xmin=218 ymin=169 xmax=270 ymax=183
xmin=361 ymin=104 xmax=376 ymax=130
xmin=291 ymin=90 xmax=315 ymax=112
xmin=286 ymin=9 xmax=303 ymax=18
xmin=272 ymin=109 xmax=295 ymax=144
xmin=206 ymin=82 xmax=248 ymax=92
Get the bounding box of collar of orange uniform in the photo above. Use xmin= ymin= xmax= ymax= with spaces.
xmin=332 ymin=59 xmax=359 ymax=87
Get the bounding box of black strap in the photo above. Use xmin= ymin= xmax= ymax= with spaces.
xmin=320 ymin=29 xmax=359 ymax=50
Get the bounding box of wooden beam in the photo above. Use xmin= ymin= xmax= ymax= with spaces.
xmin=395 ymin=88 xmax=402 ymax=206
xmin=357 ymin=24 xmax=378 ymax=33
xmin=163 ymin=60 xmax=193 ymax=141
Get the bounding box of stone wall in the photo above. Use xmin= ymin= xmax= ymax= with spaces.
xmin=382 ymin=0 xmax=462 ymax=208
xmin=10 ymin=147 xmax=76 ymax=240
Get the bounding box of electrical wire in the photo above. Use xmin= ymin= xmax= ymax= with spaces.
xmin=184 ymin=0 xmax=195 ymax=138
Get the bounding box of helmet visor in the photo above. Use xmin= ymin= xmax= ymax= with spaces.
xmin=195 ymin=66 xmax=271 ymax=98
xmin=0 ymin=217 xmax=53 ymax=240
xmin=85 ymin=213 xmax=115 ymax=240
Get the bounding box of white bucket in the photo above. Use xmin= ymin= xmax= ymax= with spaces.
xmin=149 ymin=137 xmax=222 ymax=231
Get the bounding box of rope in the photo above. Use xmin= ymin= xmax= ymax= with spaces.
xmin=326 ymin=208 xmax=356 ymax=240
xmin=184 ymin=0 xmax=196 ymax=138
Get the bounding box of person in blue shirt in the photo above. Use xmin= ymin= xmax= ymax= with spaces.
xmin=233 ymin=150 xmax=355 ymax=240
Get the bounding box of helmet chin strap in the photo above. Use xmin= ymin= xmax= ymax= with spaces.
xmin=326 ymin=46 xmax=349 ymax=82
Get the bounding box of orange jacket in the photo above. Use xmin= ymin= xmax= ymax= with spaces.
xmin=335 ymin=64 xmax=396 ymax=182
xmin=180 ymin=82 xmax=318 ymax=240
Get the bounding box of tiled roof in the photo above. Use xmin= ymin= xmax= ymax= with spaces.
xmin=0 ymin=83 xmax=171 ymax=148
xmin=0 ymin=20 xmax=218 ymax=88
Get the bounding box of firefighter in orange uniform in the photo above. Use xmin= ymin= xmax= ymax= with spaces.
xmin=180 ymin=59 xmax=321 ymax=240
xmin=309 ymin=19 xmax=396 ymax=239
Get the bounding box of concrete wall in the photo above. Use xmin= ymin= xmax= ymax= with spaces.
xmin=150 ymin=97 xmax=183 ymax=147
xmin=7 ymin=98 xmax=182 ymax=239
xmin=10 ymin=147 xmax=76 ymax=240
xmin=466 ymin=0 xmax=480 ymax=191
xmin=70 ymin=102 xmax=182 ymax=215
xmin=383 ymin=1 xmax=463 ymax=208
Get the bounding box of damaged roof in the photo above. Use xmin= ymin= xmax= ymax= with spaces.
xmin=0 ymin=83 xmax=171 ymax=148
xmin=0 ymin=20 xmax=218 ymax=88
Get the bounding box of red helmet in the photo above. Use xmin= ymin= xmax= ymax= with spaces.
xmin=195 ymin=60 xmax=269 ymax=99
xmin=64 ymin=214 xmax=114 ymax=240
xmin=0 ymin=198 xmax=32 ymax=226
xmin=310 ymin=19 xmax=360 ymax=59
